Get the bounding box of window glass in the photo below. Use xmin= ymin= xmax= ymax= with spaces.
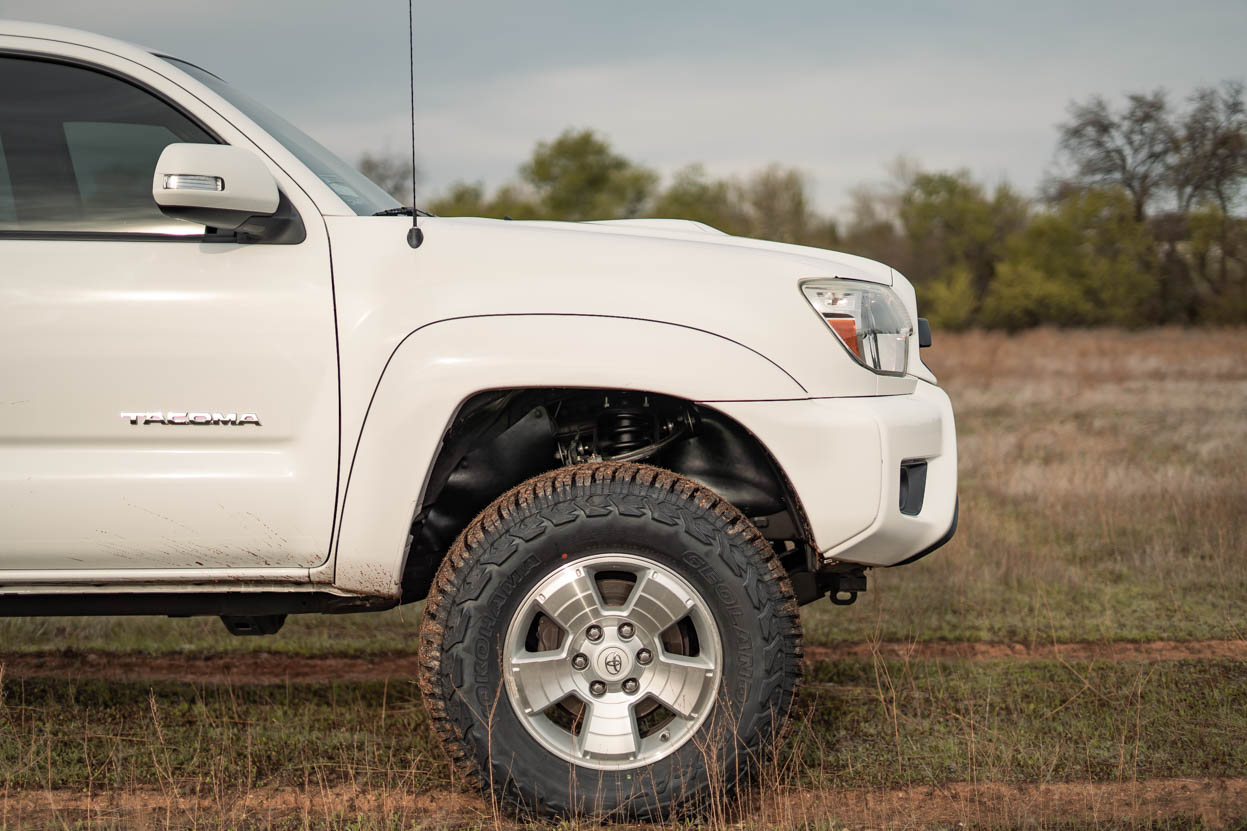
xmin=0 ymin=135 xmax=14 ymax=224
xmin=162 ymin=57 xmax=401 ymax=217
xmin=0 ymin=56 xmax=215 ymax=235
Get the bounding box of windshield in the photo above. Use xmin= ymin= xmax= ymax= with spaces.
xmin=160 ymin=56 xmax=402 ymax=216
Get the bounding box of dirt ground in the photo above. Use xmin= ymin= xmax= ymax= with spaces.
xmin=2 ymin=639 xmax=1242 ymax=685
xmin=2 ymin=777 xmax=1243 ymax=830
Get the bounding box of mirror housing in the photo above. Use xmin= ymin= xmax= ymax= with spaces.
xmin=152 ymin=143 xmax=290 ymax=238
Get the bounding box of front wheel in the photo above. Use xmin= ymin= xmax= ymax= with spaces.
xmin=417 ymin=462 xmax=802 ymax=819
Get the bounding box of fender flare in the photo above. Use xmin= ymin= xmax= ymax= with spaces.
xmin=328 ymin=313 xmax=806 ymax=597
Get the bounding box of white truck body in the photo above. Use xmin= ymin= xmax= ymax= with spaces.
xmin=0 ymin=21 xmax=956 ymax=606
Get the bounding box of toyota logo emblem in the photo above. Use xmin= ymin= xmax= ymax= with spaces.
xmin=600 ymin=648 xmax=626 ymax=677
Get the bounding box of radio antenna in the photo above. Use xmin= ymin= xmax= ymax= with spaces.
xmin=406 ymin=0 xmax=424 ymax=249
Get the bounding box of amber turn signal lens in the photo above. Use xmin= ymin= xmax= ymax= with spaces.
xmin=825 ymin=317 xmax=860 ymax=357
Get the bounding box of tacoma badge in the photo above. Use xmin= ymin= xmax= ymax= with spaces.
xmin=120 ymin=412 xmax=261 ymax=426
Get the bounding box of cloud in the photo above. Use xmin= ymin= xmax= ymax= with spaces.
xmin=7 ymin=1 xmax=1246 ymax=215
xmin=304 ymin=48 xmax=1102 ymax=213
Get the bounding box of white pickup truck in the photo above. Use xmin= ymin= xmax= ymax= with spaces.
xmin=0 ymin=21 xmax=957 ymax=818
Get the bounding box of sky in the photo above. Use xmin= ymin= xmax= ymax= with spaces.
xmin=5 ymin=0 xmax=1245 ymax=215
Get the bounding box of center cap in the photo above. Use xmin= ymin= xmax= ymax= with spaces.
xmin=597 ymin=647 xmax=629 ymax=678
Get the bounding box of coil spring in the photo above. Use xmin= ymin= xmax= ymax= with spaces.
xmin=597 ymin=409 xmax=654 ymax=457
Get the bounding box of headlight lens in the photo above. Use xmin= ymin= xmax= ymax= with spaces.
xmin=801 ymin=279 xmax=912 ymax=375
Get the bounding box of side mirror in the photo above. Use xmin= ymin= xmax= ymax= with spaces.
xmin=152 ymin=143 xmax=279 ymax=234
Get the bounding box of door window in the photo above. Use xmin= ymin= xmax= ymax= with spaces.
xmin=0 ymin=135 xmax=14 ymax=224
xmin=0 ymin=56 xmax=216 ymax=235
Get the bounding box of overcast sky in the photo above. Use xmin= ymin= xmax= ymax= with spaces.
xmin=6 ymin=1 xmax=1245 ymax=214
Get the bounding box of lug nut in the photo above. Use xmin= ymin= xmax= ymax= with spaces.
xmin=618 ymin=622 xmax=635 ymax=639
xmin=571 ymin=653 xmax=588 ymax=671
xmin=636 ymin=648 xmax=653 ymax=665
xmin=589 ymin=680 xmax=607 ymax=696
xmin=622 ymin=678 xmax=639 ymax=694
xmin=586 ymin=624 xmax=603 ymax=642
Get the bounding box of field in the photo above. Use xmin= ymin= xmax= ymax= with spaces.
xmin=1 ymin=327 xmax=1245 ymax=829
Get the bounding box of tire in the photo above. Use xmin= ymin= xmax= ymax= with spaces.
xmin=417 ymin=462 xmax=802 ymax=819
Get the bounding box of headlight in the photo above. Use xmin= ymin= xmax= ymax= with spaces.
xmin=801 ymin=279 xmax=912 ymax=375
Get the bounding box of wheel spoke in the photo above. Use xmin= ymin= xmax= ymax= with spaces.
xmin=533 ymin=566 xmax=606 ymax=632
xmin=509 ymin=648 xmax=572 ymax=715
xmin=623 ymin=567 xmax=693 ymax=636
xmin=650 ymin=652 xmax=715 ymax=719
xmin=576 ymin=699 xmax=641 ymax=760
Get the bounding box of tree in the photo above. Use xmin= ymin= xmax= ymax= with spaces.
xmin=357 ymin=151 xmax=415 ymax=205
xmin=838 ymin=159 xmax=918 ymax=279
xmin=891 ymin=170 xmax=1029 ymax=321
xmin=737 ymin=164 xmax=837 ymax=246
xmin=427 ymin=181 xmax=540 ymax=219
xmin=520 ymin=129 xmax=658 ymax=220
xmin=651 ymin=164 xmax=747 ymax=234
xmin=1056 ymin=91 xmax=1174 ymax=221
xmin=981 ymin=188 xmax=1158 ymax=328
xmin=1171 ymin=82 xmax=1247 ymax=215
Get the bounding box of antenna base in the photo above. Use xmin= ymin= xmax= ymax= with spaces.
xmin=407 ymin=226 xmax=424 ymax=249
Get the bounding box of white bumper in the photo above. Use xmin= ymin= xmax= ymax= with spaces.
xmin=711 ymin=381 xmax=957 ymax=567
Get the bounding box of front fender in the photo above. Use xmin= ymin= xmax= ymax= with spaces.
xmin=329 ymin=314 xmax=806 ymax=597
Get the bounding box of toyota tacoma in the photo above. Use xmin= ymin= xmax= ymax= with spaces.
xmin=0 ymin=21 xmax=957 ymax=819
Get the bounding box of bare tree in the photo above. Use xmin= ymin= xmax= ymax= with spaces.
xmin=1172 ymin=82 xmax=1247 ymax=214
xmin=1057 ymin=91 xmax=1175 ymax=220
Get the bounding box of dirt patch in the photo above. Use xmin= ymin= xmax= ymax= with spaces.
xmin=802 ymin=638 xmax=1247 ymax=664
xmin=0 ymin=777 xmax=1243 ymax=829
xmin=0 ymin=639 xmax=1242 ymax=685
xmin=0 ymin=651 xmax=422 ymax=685
xmin=0 ymin=784 xmax=488 ymax=830
xmin=764 ymin=776 xmax=1247 ymax=829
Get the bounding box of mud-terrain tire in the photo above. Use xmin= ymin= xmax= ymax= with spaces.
xmin=417 ymin=462 xmax=802 ymax=819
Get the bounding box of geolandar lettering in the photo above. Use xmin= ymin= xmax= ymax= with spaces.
xmin=120 ymin=412 xmax=262 ymax=425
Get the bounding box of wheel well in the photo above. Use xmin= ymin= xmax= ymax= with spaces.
xmin=399 ymin=388 xmax=815 ymax=602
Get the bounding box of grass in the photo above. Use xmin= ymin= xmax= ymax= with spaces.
xmin=1 ymin=657 xmax=1242 ymax=792
xmin=2 ymin=653 xmax=1237 ymax=788
xmin=0 ymin=656 xmax=1243 ymax=828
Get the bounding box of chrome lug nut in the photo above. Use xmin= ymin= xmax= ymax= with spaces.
xmin=618 ymin=621 xmax=635 ymax=639
xmin=589 ymin=680 xmax=607 ymax=696
xmin=571 ymin=653 xmax=589 ymax=671
xmin=636 ymin=648 xmax=653 ymax=665
xmin=622 ymin=678 xmax=640 ymax=694
xmin=586 ymin=624 xmax=603 ymax=642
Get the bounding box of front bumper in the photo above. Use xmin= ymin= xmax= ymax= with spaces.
xmin=711 ymin=381 xmax=957 ymax=567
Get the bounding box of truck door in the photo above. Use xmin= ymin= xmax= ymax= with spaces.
xmin=0 ymin=53 xmax=339 ymax=573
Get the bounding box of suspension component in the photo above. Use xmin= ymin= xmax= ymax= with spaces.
xmin=554 ymin=393 xmax=696 ymax=465
xmin=597 ymin=407 xmax=655 ymax=457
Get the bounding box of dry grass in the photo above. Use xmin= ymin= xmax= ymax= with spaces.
xmin=804 ymin=327 xmax=1247 ymax=645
